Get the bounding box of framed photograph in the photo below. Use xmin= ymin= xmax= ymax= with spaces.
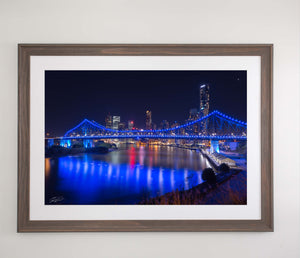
xmin=18 ymin=44 xmax=273 ymax=232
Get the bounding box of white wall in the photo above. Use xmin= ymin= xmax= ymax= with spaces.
xmin=0 ymin=0 xmax=299 ymax=257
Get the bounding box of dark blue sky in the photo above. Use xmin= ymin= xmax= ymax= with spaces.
xmin=45 ymin=71 xmax=246 ymax=136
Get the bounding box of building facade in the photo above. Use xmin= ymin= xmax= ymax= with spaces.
xmin=118 ymin=122 xmax=126 ymax=130
xmin=112 ymin=116 xmax=120 ymax=130
xmin=199 ymin=84 xmax=210 ymax=117
xmin=146 ymin=110 xmax=152 ymax=130
xmin=128 ymin=120 xmax=134 ymax=130
xmin=199 ymin=84 xmax=210 ymax=133
xmin=105 ymin=114 xmax=112 ymax=129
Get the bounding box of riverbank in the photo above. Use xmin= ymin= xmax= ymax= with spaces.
xmin=140 ymin=169 xmax=246 ymax=205
xmin=45 ymin=145 xmax=114 ymax=158
xmin=149 ymin=143 xmax=244 ymax=172
xmin=149 ymin=142 xmax=200 ymax=151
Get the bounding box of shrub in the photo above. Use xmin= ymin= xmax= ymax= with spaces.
xmin=47 ymin=145 xmax=68 ymax=155
xmin=72 ymin=143 xmax=84 ymax=148
xmin=202 ymin=168 xmax=217 ymax=184
xmin=218 ymin=163 xmax=230 ymax=173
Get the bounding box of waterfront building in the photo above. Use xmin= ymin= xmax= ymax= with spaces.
xmin=112 ymin=116 xmax=120 ymax=130
xmin=210 ymin=152 xmax=236 ymax=167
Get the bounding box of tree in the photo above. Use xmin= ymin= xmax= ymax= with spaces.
xmin=218 ymin=163 xmax=230 ymax=173
xmin=202 ymin=168 xmax=217 ymax=184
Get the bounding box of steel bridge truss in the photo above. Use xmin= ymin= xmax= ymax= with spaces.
xmin=62 ymin=110 xmax=246 ymax=140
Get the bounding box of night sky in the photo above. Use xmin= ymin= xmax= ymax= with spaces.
xmin=45 ymin=71 xmax=247 ymax=137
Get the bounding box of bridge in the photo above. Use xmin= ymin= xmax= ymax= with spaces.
xmin=46 ymin=110 xmax=247 ymax=153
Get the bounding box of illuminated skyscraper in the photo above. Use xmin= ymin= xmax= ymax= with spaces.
xmin=199 ymin=84 xmax=210 ymax=133
xmin=105 ymin=114 xmax=112 ymax=129
xmin=112 ymin=116 xmax=120 ymax=130
xmin=199 ymin=84 xmax=210 ymax=117
xmin=146 ymin=110 xmax=152 ymax=130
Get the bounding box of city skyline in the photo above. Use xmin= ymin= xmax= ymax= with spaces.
xmin=45 ymin=71 xmax=246 ymax=136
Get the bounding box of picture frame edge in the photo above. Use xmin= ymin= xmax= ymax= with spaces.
xmin=17 ymin=44 xmax=273 ymax=232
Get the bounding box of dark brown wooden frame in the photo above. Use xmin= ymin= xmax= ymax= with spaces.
xmin=18 ymin=44 xmax=273 ymax=232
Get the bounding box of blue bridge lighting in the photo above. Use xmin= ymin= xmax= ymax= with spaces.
xmin=46 ymin=110 xmax=247 ymax=147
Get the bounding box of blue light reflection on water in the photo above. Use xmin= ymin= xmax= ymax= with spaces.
xmin=45 ymin=145 xmax=208 ymax=204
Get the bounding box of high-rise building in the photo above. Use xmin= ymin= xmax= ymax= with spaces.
xmin=105 ymin=114 xmax=113 ymax=129
xmin=185 ymin=109 xmax=199 ymax=135
xmin=161 ymin=120 xmax=169 ymax=130
xmin=118 ymin=122 xmax=126 ymax=130
xmin=189 ymin=108 xmax=199 ymax=120
xmin=199 ymin=84 xmax=210 ymax=133
xmin=199 ymin=84 xmax=210 ymax=117
xmin=112 ymin=116 xmax=120 ymax=130
xmin=146 ymin=110 xmax=152 ymax=130
xmin=128 ymin=120 xmax=134 ymax=130
xmin=171 ymin=121 xmax=179 ymax=128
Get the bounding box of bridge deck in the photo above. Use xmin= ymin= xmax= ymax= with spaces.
xmin=46 ymin=135 xmax=247 ymax=140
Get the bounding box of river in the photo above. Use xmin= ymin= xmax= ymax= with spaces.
xmin=45 ymin=144 xmax=211 ymax=204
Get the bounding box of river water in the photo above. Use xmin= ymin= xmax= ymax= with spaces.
xmin=45 ymin=144 xmax=211 ymax=204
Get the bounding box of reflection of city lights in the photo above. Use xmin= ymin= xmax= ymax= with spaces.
xmin=76 ymin=160 xmax=80 ymax=173
xmin=147 ymin=167 xmax=152 ymax=189
xmin=98 ymin=163 xmax=103 ymax=175
xmin=129 ymin=146 xmax=136 ymax=169
xmin=159 ymin=167 xmax=163 ymax=194
xmin=116 ymin=165 xmax=120 ymax=178
xmin=138 ymin=146 xmax=145 ymax=166
xmin=136 ymin=165 xmax=140 ymax=181
xmin=46 ymin=141 xmax=244 ymax=204
xmin=84 ymin=162 xmax=88 ymax=174
xmin=184 ymin=169 xmax=188 ymax=190
xmin=69 ymin=158 xmax=74 ymax=172
xmin=171 ymin=170 xmax=175 ymax=190
xmin=90 ymin=162 xmax=95 ymax=175
xmin=45 ymin=158 xmax=51 ymax=177
xmin=107 ymin=164 xmax=112 ymax=180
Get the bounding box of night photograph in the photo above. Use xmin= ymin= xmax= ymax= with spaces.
xmin=45 ymin=70 xmax=247 ymax=205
